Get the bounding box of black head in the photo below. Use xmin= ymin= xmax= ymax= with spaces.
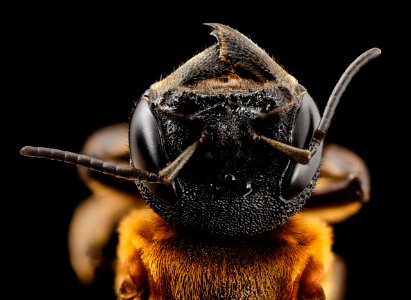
xmin=21 ymin=24 xmax=380 ymax=237
xmin=130 ymin=24 xmax=323 ymax=236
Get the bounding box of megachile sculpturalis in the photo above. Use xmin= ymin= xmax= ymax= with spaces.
xmin=21 ymin=23 xmax=380 ymax=299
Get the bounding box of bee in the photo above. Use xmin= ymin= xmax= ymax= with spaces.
xmin=20 ymin=23 xmax=380 ymax=299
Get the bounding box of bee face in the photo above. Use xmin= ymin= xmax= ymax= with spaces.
xmin=129 ymin=24 xmax=323 ymax=236
xmin=20 ymin=23 xmax=379 ymax=238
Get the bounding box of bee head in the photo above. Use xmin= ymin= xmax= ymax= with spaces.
xmin=130 ymin=24 xmax=323 ymax=236
xmin=21 ymin=24 xmax=380 ymax=237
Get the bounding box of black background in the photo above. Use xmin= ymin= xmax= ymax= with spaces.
xmin=10 ymin=3 xmax=405 ymax=300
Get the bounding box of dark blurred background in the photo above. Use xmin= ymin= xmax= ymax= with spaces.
xmin=10 ymin=3 xmax=404 ymax=300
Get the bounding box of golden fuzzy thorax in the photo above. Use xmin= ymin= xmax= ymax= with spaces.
xmin=115 ymin=208 xmax=333 ymax=300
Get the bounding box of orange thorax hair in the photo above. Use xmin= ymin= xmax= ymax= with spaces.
xmin=116 ymin=208 xmax=332 ymax=300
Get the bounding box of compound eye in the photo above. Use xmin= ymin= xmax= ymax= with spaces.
xmin=282 ymin=92 xmax=323 ymax=198
xmin=130 ymin=93 xmax=163 ymax=172
xmin=129 ymin=92 xmax=177 ymax=202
